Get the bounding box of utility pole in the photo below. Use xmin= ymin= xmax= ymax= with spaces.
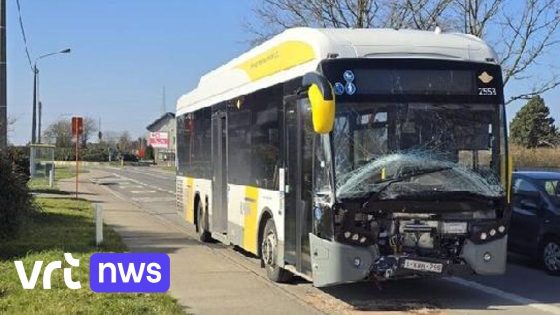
xmin=37 ymin=101 xmax=42 ymax=143
xmin=31 ymin=66 xmax=37 ymax=144
xmin=30 ymin=48 xmax=71 ymax=144
xmin=0 ymin=0 xmax=7 ymax=148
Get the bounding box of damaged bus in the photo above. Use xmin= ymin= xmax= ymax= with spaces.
xmin=176 ymin=28 xmax=512 ymax=287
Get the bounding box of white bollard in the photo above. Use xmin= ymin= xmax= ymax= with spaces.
xmin=49 ymin=169 xmax=54 ymax=188
xmin=94 ymin=203 xmax=103 ymax=245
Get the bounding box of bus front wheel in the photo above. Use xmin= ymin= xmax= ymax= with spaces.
xmin=261 ymin=218 xmax=293 ymax=283
xmin=196 ymin=201 xmax=212 ymax=243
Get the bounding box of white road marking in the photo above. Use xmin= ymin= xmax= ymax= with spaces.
xmin=130 ymin=190 xmax=157 ymax=194
xmin=446 ymin=277 xmax=560 ymax=315
xmin=132 ymin=197 xmax=176 ymax=202
xmin=110 ymin=172 xmax=175 ymax=196
xmin=121 ymin=167 xmax=171 ymax=180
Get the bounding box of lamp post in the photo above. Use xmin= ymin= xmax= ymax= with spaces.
xmin=31 ymin=48 xmax=71 ymax=144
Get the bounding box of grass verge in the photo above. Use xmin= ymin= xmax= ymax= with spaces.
xmin=0 ymin=197 xmax=184 ymax=315
xmin=28 ymin=166 xmax=88 ymax=193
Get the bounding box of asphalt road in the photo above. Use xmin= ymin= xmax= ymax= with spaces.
xmin=96 ymin=165 xmax=560 ymax=315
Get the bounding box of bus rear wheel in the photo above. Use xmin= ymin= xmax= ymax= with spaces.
xmin=196 ymin=201 xmax=212 ymax=243
xmin=261 ymin=218 xmax=293 ymax=283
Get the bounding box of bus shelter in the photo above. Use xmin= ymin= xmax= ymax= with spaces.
xmin=29 ymin=144 xmax=55 ymax=179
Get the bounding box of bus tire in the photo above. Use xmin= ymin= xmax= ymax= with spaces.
xmin=197 ymin=201 xmax=212 ymax=243
xmin=261 ymin=218 xmax=293 ymax=283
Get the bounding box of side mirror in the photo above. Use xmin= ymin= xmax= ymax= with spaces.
xmin=303 ymin=72 xmax=335 ymax=134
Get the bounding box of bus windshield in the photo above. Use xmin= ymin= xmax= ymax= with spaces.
xmin=333 ymin=102 xmax=506 ymax=200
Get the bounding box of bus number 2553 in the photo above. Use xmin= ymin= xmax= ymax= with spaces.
xmin=478 ymin=87 xmax=497 ymax=95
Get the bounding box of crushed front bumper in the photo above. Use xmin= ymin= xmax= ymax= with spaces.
xmin=309 ymin=234 xmax=507 ymax=287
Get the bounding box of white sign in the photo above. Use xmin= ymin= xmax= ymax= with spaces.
xmin=148 ymin=132 xmax=169 ymax=149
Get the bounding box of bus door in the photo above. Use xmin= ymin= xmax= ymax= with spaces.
xmin=284 ymin=96 xmax=313 ymax=275
xmin=211 ymin=111 xmax=228 ymax=234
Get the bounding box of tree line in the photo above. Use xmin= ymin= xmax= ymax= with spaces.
xmin=42 ymin=117 xmax=150 ymax=161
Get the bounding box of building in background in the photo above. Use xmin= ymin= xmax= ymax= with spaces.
xmin=146 ymin=112 xmax=176 ymax=165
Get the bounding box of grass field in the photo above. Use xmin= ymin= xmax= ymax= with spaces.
xmin=0 ymin=197 xmax=184 ymax=315
xmin=510 ymin=145 xmax=560 ymax=170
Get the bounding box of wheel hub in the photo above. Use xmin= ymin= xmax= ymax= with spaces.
xmin=262 ymin=231 xmax=276 ymax=266
xmin=544 ymin=242 xmax=560 ymax=271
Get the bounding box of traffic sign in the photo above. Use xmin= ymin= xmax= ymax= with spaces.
xmin=72 ymin=117 xmax=83 ymax=136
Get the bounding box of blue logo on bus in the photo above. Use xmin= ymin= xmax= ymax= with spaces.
xmin=334 ymin=82 xmax=345 ymax=95
xmin=343 ymin=70 xmax=355 ymax=82
xmin=345 ymin=82 xmax=356 ymax=95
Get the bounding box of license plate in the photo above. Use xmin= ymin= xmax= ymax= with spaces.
xmin=403 ymin=259 xmax=443 ymax=273
xmin=442 ymin=222 xmax=468 ymax=234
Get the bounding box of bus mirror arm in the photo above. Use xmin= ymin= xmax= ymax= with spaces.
xmin=302 ymin=72 xmax=334 ymax=101
xmin=302 ymin=72 xmax=336 ymax=134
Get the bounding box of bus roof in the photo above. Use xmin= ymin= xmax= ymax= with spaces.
xmin=176 ymin=27 xmax=498 ymax=115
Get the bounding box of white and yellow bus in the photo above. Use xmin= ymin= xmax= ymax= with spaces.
xmin=176 ymin=28 xmax=511 ymax=287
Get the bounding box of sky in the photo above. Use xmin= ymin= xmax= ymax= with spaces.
xmin=6 ymin=0 xmax=560 ymax=145
xmin=7 ymin=0 xmax=255 ymax=144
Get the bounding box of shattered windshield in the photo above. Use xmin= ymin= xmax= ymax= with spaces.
xmin=333 ymin=102 xmax=505 ymax=200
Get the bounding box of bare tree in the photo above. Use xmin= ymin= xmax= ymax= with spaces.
xmin=453 ymin=0 xmax=502 ymax=37
xmin=245 ymin=0 xmax=381 ymax=44
xmin=81 ymin=117 xmax=98 ymax=147
xmin=384 ymin=0 xmax=453 ymax=30
xmin=450 ymin=0 xmax=560 ymax=103
xmin=248 ymin=0 xmax=560 ymax=103
xmin=118 ymin=131 xmax=133 ymax=153
xmin=43 ymin=116 xmax=99 ymax=148
xmin=43 ymin=119 xmax=72 ymax=147
xmin=246 ymin=0 xmax=455 ymax=43
xmin=494 ymin=0 xmax=560 ymax=103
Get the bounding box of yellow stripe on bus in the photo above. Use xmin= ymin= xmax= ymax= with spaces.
xmin=236 ymin=41 xmax=315 ymax=81
xmin=185 ymin=177 xmax=194 ymax=223
xmin=243 ymin=186 xmax=259 ymax=254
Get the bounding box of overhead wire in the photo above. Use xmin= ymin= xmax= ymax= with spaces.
xmin=15 ymin=0 xmax=34 ymax=71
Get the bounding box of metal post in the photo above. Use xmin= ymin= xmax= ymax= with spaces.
xmin=29 ymin=145 xmax=35 ymax=178
xmin=75 ymin=133 xmax=79 ymax=199
xmin=31 ymin=66 xmax=37 ymax=144
xmin=49 ymin=168 xmax=54 ymax=188
xmin=94 ymin=203 xmax=103 ymax=245
xmin=38 ymin=101 xmax=42 ymax=143
xmin=0 ymin=0 xmax=6 ymax=148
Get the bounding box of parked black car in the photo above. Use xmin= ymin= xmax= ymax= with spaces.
xmin=509 ymin=171 xmax=560 ymax=275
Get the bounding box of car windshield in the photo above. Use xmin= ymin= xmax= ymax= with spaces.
xmin=333 ymin=102 xmax=505 ymax=200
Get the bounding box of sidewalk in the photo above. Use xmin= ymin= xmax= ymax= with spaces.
xmin=58 ymin=169 xmax=321 ymax=315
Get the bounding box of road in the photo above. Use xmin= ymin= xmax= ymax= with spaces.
xmin=95 ymin=165 xmax=560 ymax=315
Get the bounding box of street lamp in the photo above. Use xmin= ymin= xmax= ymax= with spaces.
xmin=31 ymin=48 xmax=71 ymax=144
